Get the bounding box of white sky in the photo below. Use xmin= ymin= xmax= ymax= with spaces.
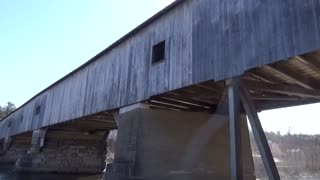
xmin=154 ymin=0 xmax=175 ymax=7
xmin=259 ymin=103 xmax=320 ymax=135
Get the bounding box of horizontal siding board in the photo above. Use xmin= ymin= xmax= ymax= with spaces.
xmin=1 ymin=0 xmax=320 ymax=138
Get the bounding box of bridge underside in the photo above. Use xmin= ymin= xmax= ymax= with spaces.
xmin=148 ymin=50 xmax=320 ymax=113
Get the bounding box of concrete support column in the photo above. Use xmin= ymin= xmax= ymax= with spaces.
xmin=15 ymin=128 xmax=47 ymax=171
xmin=29 ymin=128 xmax=47 ymax=153
xmin=104 ymin=103 xmax=147 ymax=180
xmin=103 ymin=104 xmax=255 ymax=180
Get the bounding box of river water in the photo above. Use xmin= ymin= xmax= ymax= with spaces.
xmin=0 ymin=164 xmax=102 ymax=180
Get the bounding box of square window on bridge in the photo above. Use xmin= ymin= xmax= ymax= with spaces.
xmin=35 ymin=106 xmax=41 ymax=115
xmin=152 ymin=41 xmax=166 ymax=65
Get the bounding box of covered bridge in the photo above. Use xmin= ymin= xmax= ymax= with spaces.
xmin=1 ymin=0 xmax=320 ymax=179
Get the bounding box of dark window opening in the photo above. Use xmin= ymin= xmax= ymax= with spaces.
xmin=20 ymin=115 xmax=23 ymax=122
xmin=8 ymin=122 xmax=11 ymax=127
xmin=152 ymin=41 xmax=166 ymax=64
xmin=35 ymin=106 xmax=41 ymax=115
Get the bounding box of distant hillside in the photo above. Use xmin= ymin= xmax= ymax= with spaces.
xmin=251 ymin=131 xmax=320 ymax=179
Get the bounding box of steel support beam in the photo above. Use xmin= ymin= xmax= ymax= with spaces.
xmin=239 ymin=81 xmax=280 ymax=180
xmin=227 ymin=77 xmax=243 ymax=180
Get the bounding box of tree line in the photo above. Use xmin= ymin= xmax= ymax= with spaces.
xmin=251 ymin=131 xmax=320 ymax=179
xmin=0 ymin=102 xmax=16 ymax=120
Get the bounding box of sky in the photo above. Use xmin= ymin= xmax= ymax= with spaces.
xmin=0 ymin=0 xmax=319 ymax=135
xmin=0 ymin=0 xmax=174 ymax=106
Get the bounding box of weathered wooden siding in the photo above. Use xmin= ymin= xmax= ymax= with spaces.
xmin=83 ymin=0 xmax=194 ymax=116
xmin=1 ymin=0 xmax=320 ymax=138
xmin=192 ymin=0 xmax=320 ymax=83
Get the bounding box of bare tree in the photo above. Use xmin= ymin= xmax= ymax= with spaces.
xmin=0 ymin=102 xmax=16 ymax=120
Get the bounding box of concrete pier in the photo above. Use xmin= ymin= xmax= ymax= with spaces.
xmin=104 ymin=107 xmax=255 ymax=180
